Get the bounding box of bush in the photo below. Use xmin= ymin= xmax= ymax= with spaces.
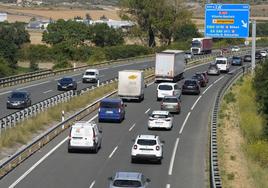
xmin=224 ymin=91 xmax=236 ymax=104
xmin=0 ymin=57 xmax=13 ymax=77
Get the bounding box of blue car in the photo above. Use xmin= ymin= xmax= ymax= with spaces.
xmin=98 ymin=98 xmax=126 ymax=123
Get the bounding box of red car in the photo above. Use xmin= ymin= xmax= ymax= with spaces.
xmin=198 ymin=71 xmax=209 ymax=83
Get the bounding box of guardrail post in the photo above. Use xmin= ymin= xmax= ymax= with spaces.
xmin=62 ymin=110 xmax=65 ymax=122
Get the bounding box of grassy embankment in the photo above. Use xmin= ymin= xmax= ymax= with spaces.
xmin=218 ymin=75 xmax=268 ymax=188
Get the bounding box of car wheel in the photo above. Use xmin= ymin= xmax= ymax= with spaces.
xmin=94 ymin=145 xmax=98 ymax=153
xmin=131 ymin=157 xmax=136 ymax=163
xmin=68 ymin=148 xmax=73 ymax=153
xmin=156 ymin=159 xmax=162 ymax=164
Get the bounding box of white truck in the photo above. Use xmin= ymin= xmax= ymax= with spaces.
xmin=191 ymin=38 xmax=213 ymax=55
xmin=118 ymin=70 xmax=145 ymax=101
xmin=155 ymin=50 xmax=185 ymax=82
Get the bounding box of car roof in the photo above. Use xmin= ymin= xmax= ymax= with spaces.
xmin=72 ymin=121 xmax=96 ymax=128
xmin=101 ymin=98 xmax=122 ymax=103
xmin=137 ymin=134 xmax=158 ymax=140
xmin=11 ymin=90 xmax=28 ymax=94
xmin=86 ymin=69 xmax=98 ymax=72
xmin=184 ymin=78 xmax=197 ymax=82
xmin=158 ymin=82 xmax=177 ymax=86
xmin=114 ymin=172 xmax=142 ymax=181
xmin=61 ymin=77 xmax=73 ymax=80
xmin=216 ymin=57 xmax=227 ymax=60
xmin=151 ymin=110 xmax=169 ymax=116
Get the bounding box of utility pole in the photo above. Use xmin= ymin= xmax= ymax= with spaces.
xmin=251 ymin=19 xmax=256 ymax=75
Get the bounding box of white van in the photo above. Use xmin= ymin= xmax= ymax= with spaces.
xmin=68 ymin=121 xmax=102 ymax=153
xmin=82 ymin=69 xmax=99 ymax=83
xmin=157 ymin=83 xmax=181 ymax=101
xmin=215 ymin=56 xmax=230 ymax=72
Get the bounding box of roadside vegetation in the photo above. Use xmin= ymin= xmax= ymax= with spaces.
xmin=218 ymin=60 xmax=268 ymax=188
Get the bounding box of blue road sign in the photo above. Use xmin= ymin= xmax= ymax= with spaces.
xmin=205 ymin=4 xmax=250 ymax=38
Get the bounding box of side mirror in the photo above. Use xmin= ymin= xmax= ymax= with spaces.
xmin=124 ymin=104 xmax=127 ymax=107
xmin=161 ymin=140 xmax=165 ymax=144
xmin=146 ymin=178 xmax=151 ymax=183
xmin=99 ymin=129 xmax=103 ymax=133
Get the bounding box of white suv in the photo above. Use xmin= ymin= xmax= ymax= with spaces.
xmin=68 ymin=121 xmax=102 ymax=153
xmin=82 ymin=69 xmax=99 ymax=83
xmin=215 ymin=56 xmax=230 ymax=72
xmin=131 ymin=134 xmax=163 ymax=164
xmin=148 ymin=111 xmax=173 ymax=130
xmin=157 ymin=82 xmax=181 ymax=101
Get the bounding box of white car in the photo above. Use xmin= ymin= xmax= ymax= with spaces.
xmin=131 ymin=134 xmax=163 ymax=164
xmin=215 ymin=56 xmax=230 ymax=72
xmin=260 ymin=50 xmax=267 ymax=58
xmin=231 ymin=46 xmax=240 ymax=52
xmin=148 ymin=110 xmax=173 ymax=130
xmin=157 ymin=82 xmax=181 ymax=101
xmin=82 ymin=69 xmax=99 ymax=83
xmin=68 ymin=121 xmax=102 ymax=153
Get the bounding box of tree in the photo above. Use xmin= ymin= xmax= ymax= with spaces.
xmin=174 ymin=23 xmax=201 ymax=42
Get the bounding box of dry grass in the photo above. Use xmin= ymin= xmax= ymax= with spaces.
xmin=28 ymin=31 xmax=44 ymax=45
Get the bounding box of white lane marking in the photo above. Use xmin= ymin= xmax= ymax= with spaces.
xmin=202 ymin=84 xmax=213 ymax=94
xmin=87 ymin=114 xmax=98 ymax=123
xmin=9 ymin=113 xmax=99 ymax=188
xmin=89 ymin=180 xmax=95 ymax=188
xmin=129 ymin=123 xmax=136 ymax=132
xmin=145 ymin=108 xmax=150 ymax=114
xmin=168 ymin=138 xmax=180 ymax=175
xmin=166 ymin=184 xmax=171 ymax=188
xmin=147 ymin=82 xmax=154 ymax=87
xmin=43 ymin=89 xmax=53 ymax=94
xmin=191 ymin=96 xmax=202 ymax=110
xmin=229 ymin=67 xmax=240 ymax=74
xmin=0 ymin=90 xmax=11 ymax=96
xmin=179 ymin=112 xmax=191 ymax=134
xmin=213 ymin=76 xmax=224 ymax=84
xmin=8 ymin=137 xmax=68 ymax=188
xmin=17 ymin=81 xmax=50 ymax=90
xmin=109 ymin=146 xmax=118 ymax=159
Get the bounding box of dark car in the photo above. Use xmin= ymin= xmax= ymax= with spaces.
xmin=192 ymin=73 xmax=206 ymax=87
xmin=231 ymin=56 xmax=243 ymax=66
xmin=182 ymin=79 xmax=200 ymax=95
xmin=57 ymin=77 xmax=77 ymax=91
xmin=7 ymin=91 xmax=31 ymax=109
xmin=255 ymin=51 xmax=263 ymax=60
xmin=198 ymin=71 xmax=209 ymax=83
xmin=243 ymin=55 xmax=251 ymax=62
xmin=207 ymin=64 xmax=220 ymax=75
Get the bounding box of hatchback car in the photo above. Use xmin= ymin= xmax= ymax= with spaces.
xmin=182 ymin=79 xmax=200 ymax=95
xmin=198 ymin=71 xmax=209 ymax=83
xmin=231 ymin=56 xmax=243 ymax=66
xmin=82 ymin=69 xmax=99 ymax=83
xmin=161 ymin=96 xmax=181 ymax=114
xmin=260 ymin=50 xmax=267 ymax=58
xmin=192 ymin=73 xmax=206 ymax=87
xmin=243 ymin=55 xmax=252 ymax=62
xmin=98 ymin=98 xmax=126 ymax=123
xmin=108 ymin=172 xmax=150 ymax=188
xmin=131 ymin=134 xmax=163 ymax=164
xmin=231 ymin=46 xmax=240 ymax=52
xmin=157 ymin=83 xmax=181 ymax=101
xmin=148 ymin=110 xmax=173 ymax=130
xmin=57 ymin=77 xmax=77 ymax=91
xmin=7 ymin=91 xmax=31 ymax=109
xmin=255 ymin=51 xmax=263 ymax=60
xmin=207 ymin=64 xmax=220 ymax=75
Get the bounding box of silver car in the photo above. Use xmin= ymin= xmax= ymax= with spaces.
xmin=207 ymin=64 xmax=220 ymax=75
xmin=109 ymin=172 xmax=150 ymax=188
xmin=161 ymin=96 xmax=181 ymax=114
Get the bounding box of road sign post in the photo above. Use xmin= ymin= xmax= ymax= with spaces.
xmin=251 ymin=20 xmax=256 ymax=75
xmin=205 ymin=4 xmax=250 ymax=38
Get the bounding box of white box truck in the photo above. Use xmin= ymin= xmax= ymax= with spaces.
xmin=118 ymin=70 xmax=145 ymax=101
xmin=155 ymin=50 xmax=185 ymax=82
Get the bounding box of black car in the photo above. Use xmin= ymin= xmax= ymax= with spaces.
xmin=182 ymin=79 xmax=200 ymax=95
xmin=192 ymin=73 xmax=206 ymax=87
xmin=57 ymin=77 xmax=77 ymax=91
xmin=243 ymin=55 xmax=251 ymax=62
xmin=231 ymin=56 xmax=243 ymax=66
xmin=255 ymin=52 xmax=263 ymax=60
xmin=7 ymin=91 xmax=31 ymax=109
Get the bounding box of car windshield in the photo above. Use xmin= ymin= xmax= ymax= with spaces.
xmin=184 ymin=80 xmax=196 ymax=86
xmin=60 ymin=78 xmax=72 ymax=82
xmin=216 ymin=60 xmax=227 ymax=64
xmin=209 ymin=65 xmax=217 ymax=69
xmin=137 ymin=139 xmax=156 ymax=146
xmin=100 ymin=101 xmax=120 ymax=108
xmin=151 ymin=114 xmax=169 ymax=118
xmin=11 ymin=92 xmax=26 ymax=99
xmin=163 ymin=97 xmax=178 ymax=103
xmin=85 ymin=72 xmax=95 ymax=75
xmin=158 ymin=85 xmax=173 ymax=90
xmin=232 ymin=57 xmax=240 ymax=60
xmin=113 ymin=180 xmax=142 ymax=187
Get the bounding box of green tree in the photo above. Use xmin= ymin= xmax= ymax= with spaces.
xmin=174 ymin=23 xmax=201 ymax=42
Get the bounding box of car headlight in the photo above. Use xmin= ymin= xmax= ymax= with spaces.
xmin=69 ymin=83 xmax=73 ymax=86
xmin=57 ymin=83 xmax=61 ymax=86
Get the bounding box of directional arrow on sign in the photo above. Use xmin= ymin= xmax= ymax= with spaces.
xmin=241 ymin=20 xmax=247 ymax=28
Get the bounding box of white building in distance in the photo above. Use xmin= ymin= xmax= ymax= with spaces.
xmin=0 ymin=13 xmax=7 ymax=22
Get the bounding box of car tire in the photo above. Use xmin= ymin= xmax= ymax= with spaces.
xmin=131 ymin=157 xmax=136 ymax=163
xmin=93 ymin=145 xmax=98 ymax=153
xmin=68 ymin=148 xmax=73 ymax=153
xmin=156 ymin=159 xmax=162 ymax=164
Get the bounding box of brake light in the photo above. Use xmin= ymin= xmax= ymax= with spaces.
xmin=156 ymin=146 xmax=160 ymax=151
xmin=165 ymin=118 xmax=171 ymax=121
xmin=133 ymin=145 xmax=138 ymax=149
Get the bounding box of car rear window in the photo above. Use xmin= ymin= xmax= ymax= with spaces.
xmin=11 ymin=93 xmax=26 ymax=99
xmin=158 ymin=85 xmax=173 ymax=90
xmin=216 ymin=60 xmax=227 ymax=64
xmin=151 ymin=114 xmax=168 ymax=118
xmin=184 ymin=80 xmax=196 ymax=85
xmin=100 ymin=101 xmax=120 ymax=108
xmin=85 ymin=72 xmax=95 ymax=75
xmin=163 ymin=97 xmax=178 ymax=103
xmin=137 ymin=139 xmax=156 ymax=146
xmin=113 ymin=180 xmax=141 ymax=187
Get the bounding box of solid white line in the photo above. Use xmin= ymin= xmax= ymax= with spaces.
xmin=191 ymin=96 xmax=202 ymax=110
xmin=0 ymin=90 xmax=11 ymax=96
xmin=147 ymin=82 xmax=154 ymax=87
xmin=89 ymin=180 xmax=95 ymax=188
xmin=213 ymin=76 xmax=224 ymax=84
xmin=109 ymin=146 xmax=118 ymax=159
xmin=87 ymin=114 xmax=98 ymax=122
xmin=168 ymin=138 xmax=180 ymax=175
xmin=166 ymin=184 xmax=171 ymax=188
xmin=179 ymin=112 xmax=191 ymax=134
xmin=43 ymin=89 xmax=52 ymax=94
xmin=8 ymin=137 xmax=68 ymax=188
xmin=202 ymin=84 xmax=213 ymax=94
xmin=17 ymin=81 xmax=50 ymax=90
xmin=129 ymin=123 xmax=136 ymax=132
xmin=145 ymin=108 xmax=150 ymax=114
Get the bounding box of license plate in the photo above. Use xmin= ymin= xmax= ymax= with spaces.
xmin=106 ymin=111 xmax=113 ymax=114
xmin=188 ymin=86 xmax=194 ymax=88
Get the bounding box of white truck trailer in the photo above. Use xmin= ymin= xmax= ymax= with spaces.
xmin=155 ymin=50 xmax=185 ymax=82
xmin=118 ymin=70 xmax=145 ymax=101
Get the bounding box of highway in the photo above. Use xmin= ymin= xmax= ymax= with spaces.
xmin=0 ymin=59 xmax=154 ymax=118
xmin=0 ymin=60 xmax=245 ymax=188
